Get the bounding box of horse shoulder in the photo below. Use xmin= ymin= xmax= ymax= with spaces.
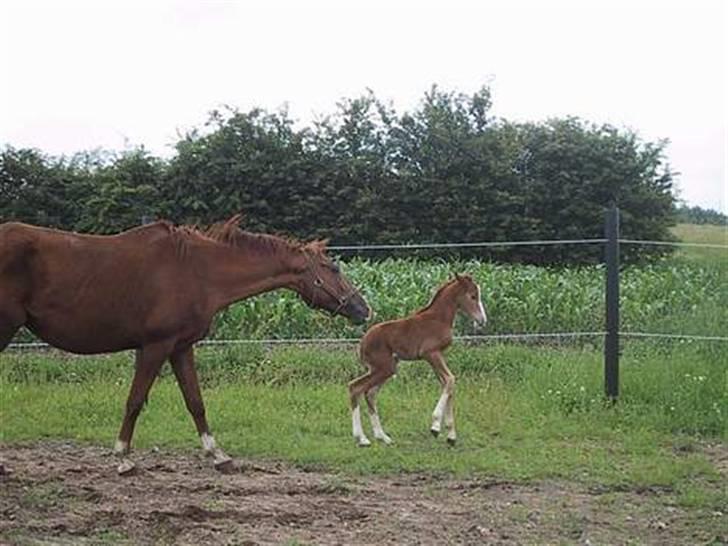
xmin=0 ymin=222 xmax=39 ymax=270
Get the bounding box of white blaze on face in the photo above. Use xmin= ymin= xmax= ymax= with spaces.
xmin=476 ymin=285 xmax=487 ymax=325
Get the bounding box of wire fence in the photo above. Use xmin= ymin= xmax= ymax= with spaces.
xmin=7 ymin=227 xmax=726 ymax=351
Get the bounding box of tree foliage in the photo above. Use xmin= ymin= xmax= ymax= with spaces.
xmin=0 ymin=85 xmax=678 ymax=264
xmin=676 ymin=204 xmax=727 ymax=226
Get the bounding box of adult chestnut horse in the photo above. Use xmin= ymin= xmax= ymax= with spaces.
xmin=0 ymin=215 xmax=370 ymax=473
xmin=349 ymin=274 xmax=486 ymax=447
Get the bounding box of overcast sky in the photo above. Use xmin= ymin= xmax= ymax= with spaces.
xmin=1 ymin=0 xmax=725 ymax=212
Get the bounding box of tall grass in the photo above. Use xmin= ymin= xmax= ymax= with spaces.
xmin=208 ymin=257 xmax=726 ymax=341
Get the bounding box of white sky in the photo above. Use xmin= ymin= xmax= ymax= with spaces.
xmin=1 ymin=0 xmax=725 ymax=212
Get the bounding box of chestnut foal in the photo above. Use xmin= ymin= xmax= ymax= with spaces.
xmin=349 ymin=274 xmax=487 ymax=447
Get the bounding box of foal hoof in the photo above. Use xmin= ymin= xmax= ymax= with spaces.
xmin=430 ymin=428 xmax=440 ymax=438
xmin=356 ymin=437 xmax=371 ymax=447
xmin=117 ymin=458 xmax=136 ymax=476
xmin=214 ymin=454 xmax=234 ymax=473
xmin=447 ymin=438 xmax=457 ymax=447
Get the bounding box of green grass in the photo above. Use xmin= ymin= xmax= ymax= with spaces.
xmin=2 ymin=343 xmax=725 ymax=501
xmin=672 ymin=223 xmax=727 ymax=263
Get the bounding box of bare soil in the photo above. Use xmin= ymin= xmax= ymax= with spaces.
xmin=1 ymin=442 xmax=725 ymax=545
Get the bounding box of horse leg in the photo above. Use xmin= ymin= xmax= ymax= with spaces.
xmin=114 ymin=342 xmax=170 ymax=474
xmin=0 ymin=305 xmax=26 ymax=350
xmin=170 ymin=346 xmax=232 ymax=470
xmin=424 ymin=351 xmax=456 ymax=444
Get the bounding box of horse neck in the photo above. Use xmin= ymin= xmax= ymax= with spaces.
xmin=195 ymin=241 xmax=299 ymax=312
xmin=421 ymin=283 xmax=460 ymax=326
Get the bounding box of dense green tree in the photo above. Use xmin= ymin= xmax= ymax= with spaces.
xmin=676 ymin=204 xmax=726 ymax=225
xmin=0 ymin=85 xmax=678 ymax=264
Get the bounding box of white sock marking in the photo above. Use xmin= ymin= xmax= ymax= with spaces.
xmin=432 ymin=391 xmax=449 ymax=430
xmin=114 ymin=440 xmax=128 ymax=455
xmin=370 ymin=413 xmax=392 ymax=443
xmin=352 ymin=406 xmax=364 ymax=438
xmin=201 ymin=433 xmax=217 ymax=453
xmin=476 ymin=285 xmax=487 ymax=325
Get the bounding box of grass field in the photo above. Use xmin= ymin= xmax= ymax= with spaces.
xmin=2 ymin=342 xmax=726 ymax=489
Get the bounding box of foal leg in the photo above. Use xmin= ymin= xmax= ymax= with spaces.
xmin=170 ymin=346 xmax=232 ymax=470
xmin=348 ymin=371 xmax=375 ymax=447
xmin=114 ymin=341 xmax=170 ymax=474
xmin=424 ymin=351 xmax=456 ymax=444
xmin=365 ymin=377 xmax=395 ymax=444
xmin=348 ymin=350 xmax=395 ymax=447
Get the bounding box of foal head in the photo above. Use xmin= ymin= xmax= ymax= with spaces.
xmin=452 ymin=274 xmax=487 ymax=326
xmin=294 ymin=240 xmax=371 ymax=325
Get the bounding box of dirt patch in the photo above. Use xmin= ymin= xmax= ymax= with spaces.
xmin=1 ymin=442 xmax=725 ymax=545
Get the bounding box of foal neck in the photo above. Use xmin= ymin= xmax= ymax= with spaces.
xmin=421 ymin=281 xmax=461 ymax=326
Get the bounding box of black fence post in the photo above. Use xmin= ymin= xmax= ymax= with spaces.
xmin=604 ymin=204 xmax=620 ymax=401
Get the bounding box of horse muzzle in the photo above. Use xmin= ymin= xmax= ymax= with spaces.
xmin=344 ymin=298 xmax=371 ymax=325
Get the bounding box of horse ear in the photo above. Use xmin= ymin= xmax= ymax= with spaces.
xmin=226 ymin=213 xmax=244 ymax=227
xmin=307 ymin=239 xmax=329 ymax=254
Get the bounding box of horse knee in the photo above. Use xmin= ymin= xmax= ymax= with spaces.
xmin=125 ymin=399 xmax=145 ymax=420
xmin=186 ymin=400 xmax=206 ymax=421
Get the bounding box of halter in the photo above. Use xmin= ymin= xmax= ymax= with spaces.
xmin=305 ymin=255 xmax=357 ymax=315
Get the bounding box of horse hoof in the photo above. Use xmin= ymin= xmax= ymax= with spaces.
xmin=356 ymin=437 xmax=371 ymax=447
xmin=430 ymin=428 xmax=440 ymax=438
xmin=447 ymin=438 xmax=457 ymax=447
xmin=117 ymin=459 xmax=136 ymax=476
xmin=214 ymin=455 xmax=234 ymax=473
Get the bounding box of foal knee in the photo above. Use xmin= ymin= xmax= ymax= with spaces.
xmin=444 ymin=375 xmax=455 ymax=396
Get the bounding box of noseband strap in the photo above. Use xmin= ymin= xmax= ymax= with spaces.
xmin=306 ymin=258 xmax=355 ymax=315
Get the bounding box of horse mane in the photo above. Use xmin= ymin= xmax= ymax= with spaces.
xmin=162 ymin=215 xmax=325 ymax=260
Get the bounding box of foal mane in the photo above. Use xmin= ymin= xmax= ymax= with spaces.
xmin=417 ymin=277 xmax=462 ymax=315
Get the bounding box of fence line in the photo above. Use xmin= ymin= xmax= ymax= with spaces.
xmin=10 ymin=330 xmax=728 ymax=351
xmin=620 ymin=332 xmax=728 ymax=342
xmin=326 ymin=238 xmax=728 ymax=252
xmin=620 ymin=239 xmax=728 ymax=249
xmin=329 ymin=238 xmax=607 ymax=251
xmin=7 ymin=332 xmax=605 ymax=350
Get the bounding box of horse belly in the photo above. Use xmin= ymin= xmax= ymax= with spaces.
xmin=26 ymin=313 xmax=140 ymax=354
